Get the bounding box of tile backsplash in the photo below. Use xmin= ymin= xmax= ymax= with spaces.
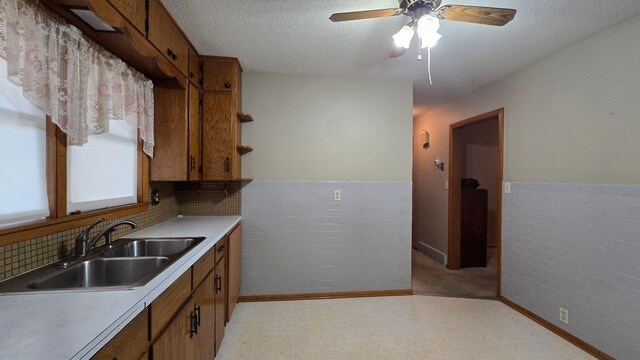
xmin=502 ymin=182 xmax=640 ymax=360
xmin=241 ymin=181 xmax=412 ymax=296
xmin=0 ymin=181 xmax=242 ymax=281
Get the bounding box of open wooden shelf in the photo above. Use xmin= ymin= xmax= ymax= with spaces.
xmin=236 ymin=145 xmax=253 ymax=155
xmin=237 ymin=112 xmax=254 ymax=123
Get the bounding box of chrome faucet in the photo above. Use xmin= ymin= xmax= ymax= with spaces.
xmin=74 ymin=219 xmax=137 ymax=257
xmin=74 ymin=218 xmax=106 ymax=257
xmin=92 ymin=220 xmax=137 ymax=250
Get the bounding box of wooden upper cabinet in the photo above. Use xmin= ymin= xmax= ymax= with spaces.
xmin=188 ymin=83 xmax=201 ymax=181
xmin=150 ymin=86 xmax=189 ymax=181
xmin=108 ymin=0 xmax=146 ymax=35
xmin=202 ymin=92 xmax=235 ymax=181
xmin=147 ymin=0 xmax=189 ymax=76
xmin=201 ymin=57 xmax=243 ymax=181
xmin=202 ymin=59 xmax=238 ymax=92
xmin=188 ymin=46 xmax=201 ymax=87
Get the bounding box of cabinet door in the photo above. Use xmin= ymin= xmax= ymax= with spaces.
xmin=150 ymin=271 xmax=191 ymax=340
xmin=92 ymin=310 xmax=148 ymax=360
xmin=227 ymin=225 xmax=241 ymax=323
xmin=202 ymin=92 xmax=235 ymax=181
xmin=214 ymin=257 xmax=226 ymax=354
xmin=151 ymin=297 xmax=195 ymax=360
xmin=108 ymin=0 xmax=146 ymax=35
xmin=150 ymin=86 xmax=189 ymax=181
xmin=147 ymin=0 xmax=189 ymax=75
xmin=188 ymin=47 xmax=201 ymax=87
xmin=202 ymin=61 xmax=236 ymax=92
xmin=188 ymin=83 xmax=201 ymax=181
xmin=193 ymin=272 xmax=216 ymax=360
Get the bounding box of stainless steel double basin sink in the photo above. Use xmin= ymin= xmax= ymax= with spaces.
xmin=0 ymin=237 xmax=204 ymax=293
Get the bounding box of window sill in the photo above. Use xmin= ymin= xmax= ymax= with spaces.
xmin=0 ymin=203 xmax=149 ymax=247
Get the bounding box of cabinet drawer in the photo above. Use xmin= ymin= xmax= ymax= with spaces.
xmin=150 ymin=271 xmax=191 ymax=340
xmin=215 ymin=236 xmax=227 ymax=264
xmin=92 ymin=310 xmax=148 ymax=360
xmin=147 ymin=0 xmax=189 ymax=75
xmin=192 ymin=246 xmax=215 ymax=289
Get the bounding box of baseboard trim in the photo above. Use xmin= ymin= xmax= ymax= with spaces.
xmin=500 ymin=296 xmax=613 ymax=360
xmin=239 ymin=289 xmax=413 ymax=302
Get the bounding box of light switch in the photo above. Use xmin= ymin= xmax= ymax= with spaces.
xmin=504 ymin=182 xmax=511 ymax=194
xmin=334 ymin=190 xmax=341 ymax=201
xmin=444 ymin=180 xmax=449 ymax=190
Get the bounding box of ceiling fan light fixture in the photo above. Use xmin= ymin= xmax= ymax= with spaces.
xmin=417 ymin=15 xmax=442 ymax=48
xmin=420 ymin=31 xmax=442 ymax=48
xmin=392 ymin=23 xmax=415 ymax=49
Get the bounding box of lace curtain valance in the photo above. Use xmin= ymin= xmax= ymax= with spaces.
xmin=0 ymin=0 xmax=154 ymax=156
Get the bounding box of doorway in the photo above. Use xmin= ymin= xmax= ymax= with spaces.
xmin=447 ymin=109 xmax=503 ymax=297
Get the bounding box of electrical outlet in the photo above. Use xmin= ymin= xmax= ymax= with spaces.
xmin=445 ymin=180 xmax=449 ymax=190
xmin=559 ymin=307 xmax=569 ymax=324
xmin=334 ymin=190 xmax=341 ymax=201
xmin=504 ymin=182 xmax=511 ymax=194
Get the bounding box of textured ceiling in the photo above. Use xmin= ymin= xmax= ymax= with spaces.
xmin=163 ymin=0 xmax=640 ymax=111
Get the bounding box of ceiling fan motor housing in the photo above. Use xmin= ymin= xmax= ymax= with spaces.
xmin=400 ymin=0 xmax=441 ymax=19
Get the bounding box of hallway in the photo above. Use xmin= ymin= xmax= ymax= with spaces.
xmin=412 ymin=248 xmax=498 ymax=299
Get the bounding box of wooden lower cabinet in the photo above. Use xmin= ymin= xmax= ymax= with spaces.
xmin=227 ymin=225 xmax=241 ymax=322
xmin=152 ymin=272 xmax=216 ymax=360
xmin=193 ymin=272 xmax=216 ymax=360
xmin=151 ymin=296 xmax=195 ymax=360
xmin=214 ymin=257 xmax=226 ymax=354
xmin=92 ymin=310 xmax=148 ymax=360
xmin=96 ymin=223 xmax=240 ymax=360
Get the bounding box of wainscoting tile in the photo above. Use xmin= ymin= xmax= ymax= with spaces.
xmin=503 ymin=182 xmax=640 ymax=360
xmin=241 ymin=181 xmax=411 ymax=296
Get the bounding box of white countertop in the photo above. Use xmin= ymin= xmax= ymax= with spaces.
xmin=0 ymin=215 xmax=241 ymax=360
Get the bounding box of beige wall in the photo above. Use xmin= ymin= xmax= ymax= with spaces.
xmin=241 ymin=72 xmax=413 ymax=181
xmin=413 ymin=15 xmax=640 ymax=252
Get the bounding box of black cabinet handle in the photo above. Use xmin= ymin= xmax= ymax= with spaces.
xmin=189 ymin=72 xmax=195 ymax=79
xmin=189 ymin=311 xmax=198 ymax=337
xmin=167 ymin=48 xmax=177 ymax=61
xmin=215 ymin=275 xmax=222 ymax=293
xmin=224 ymin=157 xmax=231 ymax=173
xmin=190 ymin=155 xmax=196 ymax=170
xmin=224 ymin=82 xmax=231 ymax=89
xmin=217 ymin=244 xmax=225 ymax=253
xmin=194 ymin=305 xmax=201 ymax=327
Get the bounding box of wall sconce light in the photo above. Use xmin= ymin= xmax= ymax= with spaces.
xmin=420 ymin=130 xmax=430 ymax=149
xmin=434 ymin=159 xmax=445 ymax=171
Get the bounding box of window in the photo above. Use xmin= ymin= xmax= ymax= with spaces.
xmin=0 ymin=58 xmax=49 ymax=226
xmin=67 ymin=120 xmax=138 ymax=212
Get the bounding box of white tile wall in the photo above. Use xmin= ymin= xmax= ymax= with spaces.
xmin=503 ymin=182 xmax=640 ymax=360
xmin=241 ymin=181 xmax=412 ymax=295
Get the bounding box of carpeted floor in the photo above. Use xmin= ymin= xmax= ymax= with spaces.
xmin=411 ymin=247 xmax=498 ymax=299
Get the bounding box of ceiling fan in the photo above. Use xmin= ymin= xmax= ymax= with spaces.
xmin=330 ymin=0 xmax=516 ymax=59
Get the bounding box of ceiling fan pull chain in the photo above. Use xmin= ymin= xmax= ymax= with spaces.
xmin=427 ymin=47 xmax=433 ymax=85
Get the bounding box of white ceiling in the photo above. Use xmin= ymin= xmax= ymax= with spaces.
xmin=163 ymin=0 xmax=640 ymax=112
